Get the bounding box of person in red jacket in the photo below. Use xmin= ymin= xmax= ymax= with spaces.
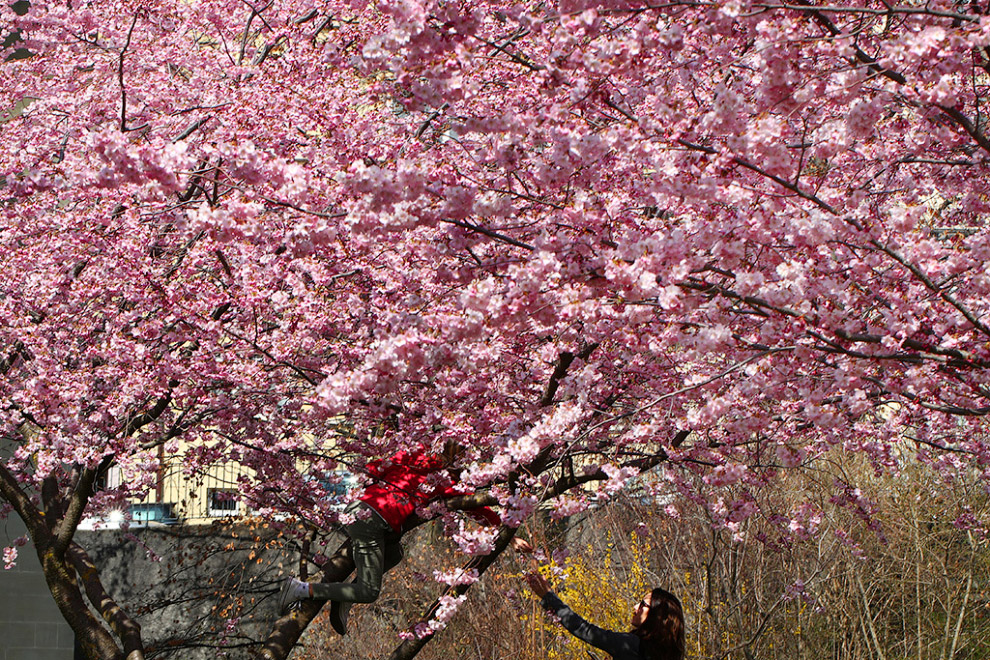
xmin=277 ymin=444 xmax=531 ymax=634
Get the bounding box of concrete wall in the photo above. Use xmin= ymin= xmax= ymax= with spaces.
xmin=0 ymin=516 xmax=76 ymax=660
xmin=82 ymin=522 xmax=304 ymax=659
xmin=0 ymin=519 xmax=322 ymax=660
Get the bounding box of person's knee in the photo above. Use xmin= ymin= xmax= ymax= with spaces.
xmin=351 ymin=583 xmax=381 ymax=603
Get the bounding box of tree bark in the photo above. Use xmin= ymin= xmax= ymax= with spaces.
xmin=39 ymin=543 xmax=125 ymax=660
xmin=255 ymin=540 xmax=356 ymax=660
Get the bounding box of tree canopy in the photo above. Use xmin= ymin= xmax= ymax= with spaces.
xmin=3 ymin=0 xmax=990 ymax=657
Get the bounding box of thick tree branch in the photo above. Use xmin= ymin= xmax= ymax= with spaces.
xmin=0 ymin=459 xmax=49 ymax=543
xmin=682 ymin=278 xmax=990 ymax=368
xmin=869 ymin=240 xmax=990 ymax=340
xmin=540 ymin=343 xmax=600 ymax=407
xmin=386 ymin=525 xmax=525 ymax=660
xmin=676 ymin=138 xmax=840 ymax=214
xmin=117 ymin=15 xmax=146 ymax=133
xmin=221 ymin=326 xmax=325 ymax=385
xmin=757 ymin=2 xmax=978 ymax=22
xmin=39 ymin=546 xmax=124 ymax=660
xmin=67 ymin=543 xmax=146 ymax=659
xmin=471 ymin=32 xmax=545 ymax=71
xmin=788 ymin=0 xmax=908 ymax=84
xmin=172 ymin=116 xmax=211 ymax=143
xmin=52 ymin=467 xmax=96 ymax=558
xmin=441 ymin=218 xmax=535 ymax=251
xmin=121 ymin=380 xmax=179 ymax=438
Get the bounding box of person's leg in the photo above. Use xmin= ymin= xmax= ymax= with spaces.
xmin=328 ymin=530 xmax=404 ymax=633
xmin=310 ymin=503 xmax=392 ymax=604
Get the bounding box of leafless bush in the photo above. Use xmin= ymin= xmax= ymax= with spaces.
xmin=292 ymin=456 xmax=990 ymax=660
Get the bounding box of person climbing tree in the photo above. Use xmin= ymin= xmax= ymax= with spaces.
xmin=278 ymin=442 xmax=532 ymax=634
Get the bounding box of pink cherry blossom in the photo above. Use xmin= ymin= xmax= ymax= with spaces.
xmin=3 ymin=546 xmax=18 ymax=570
xmin=4 ymin=0 xmax=990 ymax=657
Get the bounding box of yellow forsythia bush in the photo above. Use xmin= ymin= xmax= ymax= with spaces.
xmin=526 ymin=531 xmax=653 ymax=660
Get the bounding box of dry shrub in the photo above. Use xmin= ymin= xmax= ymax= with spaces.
xmin=292 ymin=457 xmax=990 ymax=660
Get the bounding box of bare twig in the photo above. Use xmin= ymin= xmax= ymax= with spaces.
xmin=441 ymin=218 xmax=535 ymax=251
xmin=172 ymin=117 xmax=211 ymax=143
xmin=118 ymin=15 xmax=146 ymax=133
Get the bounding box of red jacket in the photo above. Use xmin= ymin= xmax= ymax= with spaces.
xmin=359 ymin=447 xmax=500 ymax=532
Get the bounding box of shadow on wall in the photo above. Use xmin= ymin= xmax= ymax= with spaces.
xmin=1 ymin=517 xmax=325 ymax=660
xmin=77 ymin=521 xmax=338 ymax=660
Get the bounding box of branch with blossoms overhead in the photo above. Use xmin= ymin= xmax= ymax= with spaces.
xmin=5 ymin=0 xmax=990 ymax=658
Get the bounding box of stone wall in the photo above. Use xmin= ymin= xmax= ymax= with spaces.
xmin=0 ymin=520 xmax=329 ymax=659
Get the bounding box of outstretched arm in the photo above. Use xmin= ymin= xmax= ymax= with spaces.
xmin=525 ymin=573 xmax=642 ymax=659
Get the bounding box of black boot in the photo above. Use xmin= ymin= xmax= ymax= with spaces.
xmin=330 ymin=600 xmax=352 ymax=635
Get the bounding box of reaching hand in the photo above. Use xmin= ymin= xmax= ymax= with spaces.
xmin=510 ymin=537 xmax=535 ymax=553
xmin=525 ymin=571 xmax=551 ymax=598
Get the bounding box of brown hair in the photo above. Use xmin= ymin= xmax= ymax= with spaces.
xmin=633 ymin=587 xmax=685 ymax=660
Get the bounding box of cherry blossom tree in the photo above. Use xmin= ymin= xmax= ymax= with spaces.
xmin=3 ymin=0 xmax=990 ymax=657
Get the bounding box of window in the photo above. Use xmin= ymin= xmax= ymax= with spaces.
xmin=207 ymin=489 xmax=239 ymax=517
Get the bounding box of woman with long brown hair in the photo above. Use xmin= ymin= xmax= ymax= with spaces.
xmin=525 ymin=573 xmax=685 ymax=660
